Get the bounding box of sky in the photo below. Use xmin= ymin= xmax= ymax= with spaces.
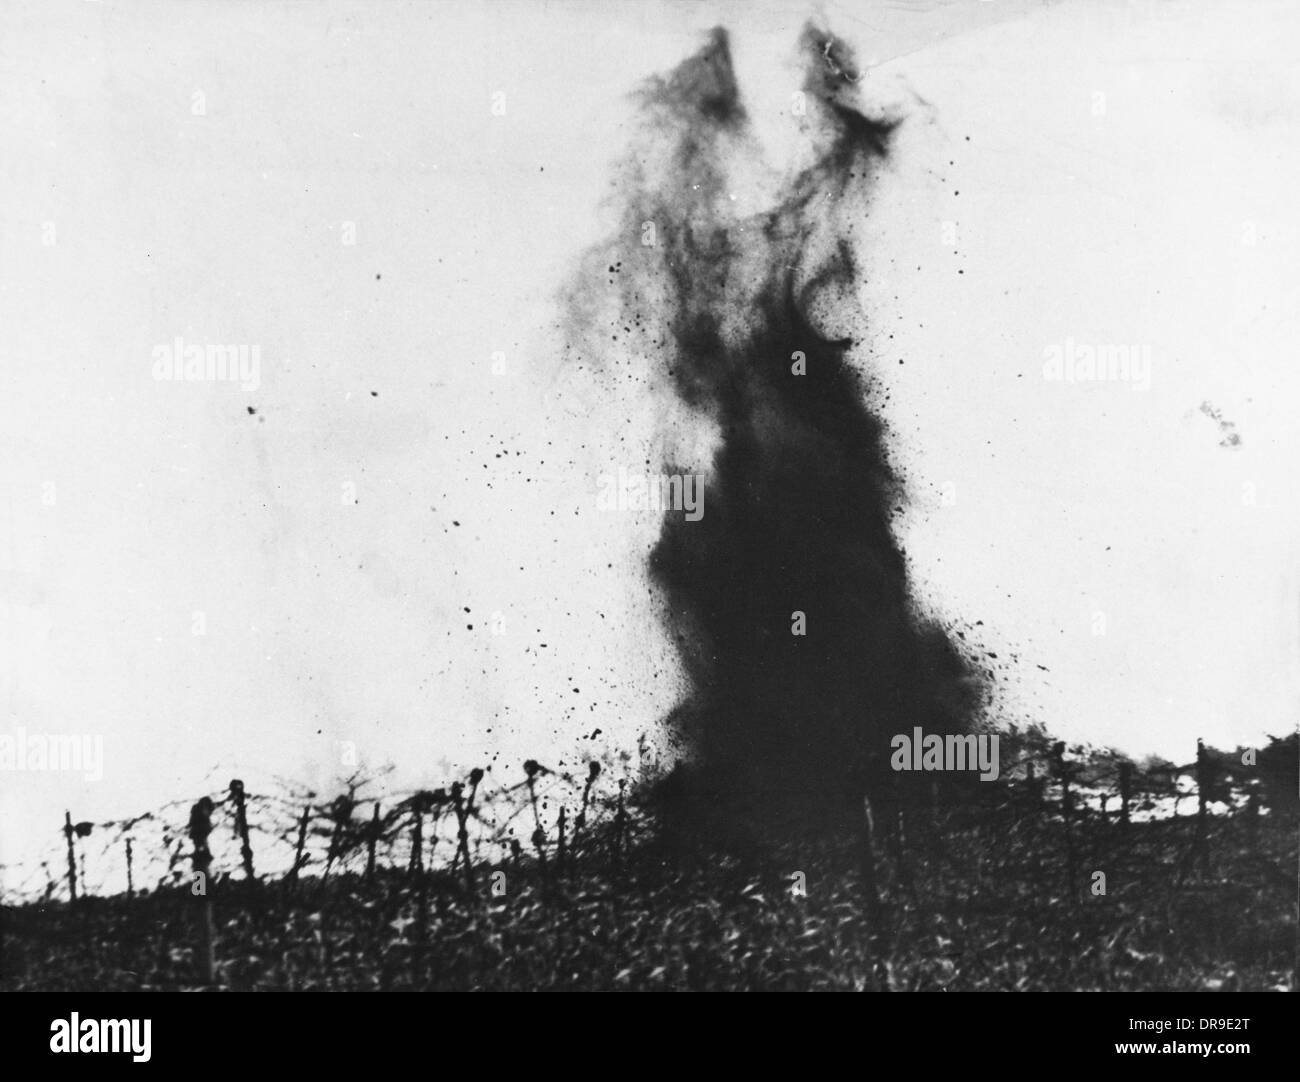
xmin=1 ymin=0 xmax=1297 ymax=894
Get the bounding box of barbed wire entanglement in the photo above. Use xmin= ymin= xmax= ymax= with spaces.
xmin=1 ymin=754 xmax=649 ymax=907
xmin=2 ymin=729 xmax=1295 ymax=991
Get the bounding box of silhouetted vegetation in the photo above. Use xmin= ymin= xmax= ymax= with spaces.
xmin=2 ymin=734 xmax=1295 ymax=991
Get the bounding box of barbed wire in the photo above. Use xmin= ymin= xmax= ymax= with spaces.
xmin=2 ymin=734 xmax=1292 ymax=906
xmin=0 ymin=760 xmax=634 ymax=905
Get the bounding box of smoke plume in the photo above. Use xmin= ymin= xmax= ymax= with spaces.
xmin=567 ymin=26 xmax=985 ymax=833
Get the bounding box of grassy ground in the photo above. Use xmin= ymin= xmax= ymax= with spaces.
xmin=3 ymin=800 xmax=1294 ymax=991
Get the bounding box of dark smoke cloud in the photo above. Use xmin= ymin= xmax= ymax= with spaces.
xmin=565 ymin=26 xmax=987 ymax=832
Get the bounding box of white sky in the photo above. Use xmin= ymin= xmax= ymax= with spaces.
xmin=1 ymin=0 xmax=1297 ymax=892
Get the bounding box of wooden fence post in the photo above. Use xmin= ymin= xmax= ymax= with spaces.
xmin=447 ymin=784 xmax=466 ymax=888
xmin=125 ymin=837 xmax=134 ymax=900
xmin=408 ymin=797 xmax=429 ymax=951
xmin=229 ymin=780 xmax=255 ymax=882
xmin=323 ymin=796 xmax=353 ymax=881
xmin=289 ymin=805 xmax=311 ymax=886
xmin=466 ymin=769 xmax=483 ymax=890
xmin=188 ymin=796 xmax=216 ymax=985
xmin=887 ymin=773 xmax=916 ymax=910
xmin=62 ymin=811 xmax=78 ymax=904
xmin=524 ymin=761 xmax=549 ymax=881
xmin=858 ymin=791 xmax=886 ymax=991
xmin=556 ymin=807 xmax=568 ymax=876
xmin=614 ymin=778 xmax=628 ymax=866
xmin=574 ymin=761 xmax=600 ymax=855
xmin=1119 ymin=761 xmax=1132 ymax=834
xmin=366 ymin=802 xmax=380 ymax=880
xmin=1195 ymin=738 xmax=1210 ymax=871
xmin=408 ymin=802 xmax=424 ymax=876
xmin=1052 ymin=742 xmax=1077 ymax=901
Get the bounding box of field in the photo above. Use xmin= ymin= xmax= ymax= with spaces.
xmin=4 ymin=788 xmax=1294 ymax=992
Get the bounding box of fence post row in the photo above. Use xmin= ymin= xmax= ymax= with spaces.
xmin=22 ymin=741 xmax=1285 ymax=929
